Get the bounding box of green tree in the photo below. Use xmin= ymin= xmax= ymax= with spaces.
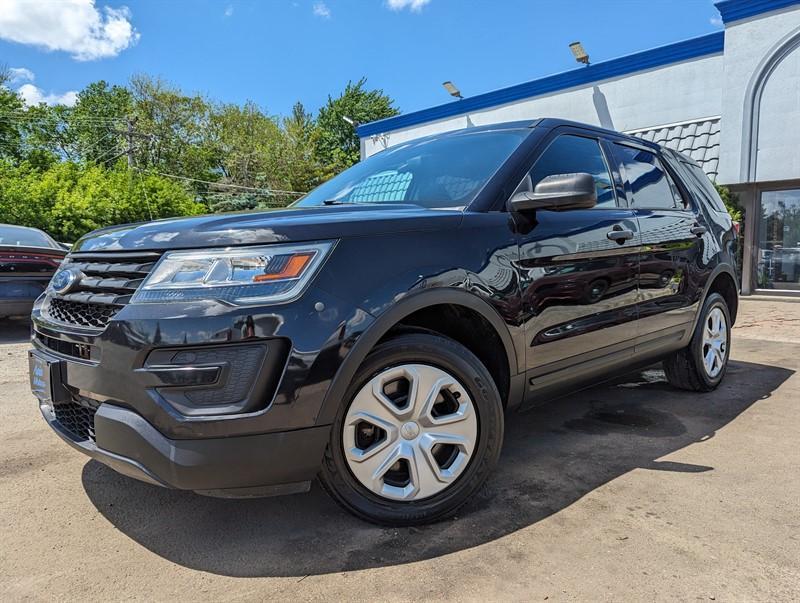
xmin=209 ymin=101 xmax=283 ymax=187
xmin=0 ymin=160 xmax=205 ymax=242
xmin=281 ymin=101 xmax=324 ymax=193
xmin=0 ymin=67 xmax=25 ymax=161
xmin=1 ymin=72 xmax=404 ymax=228
xmin=17 ymin=103 xmax=73 ymax=165
xmin=315 ymin=78 xmax=399 ymax=172
xmin=129 ymin=74 xmax=218 ymax=179
xmin=714 ymin=183 xmax=743 ymax=223
xmin=69 ymin=81 xmax=132 ymax=164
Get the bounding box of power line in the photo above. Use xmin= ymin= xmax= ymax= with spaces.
xmin=95 ymin=144 xmax=126 ymax=167
xmin=0 ymin=111 xmax=126 ymax=124
xmin=0 ymin=117 xmax=126 ymax=130
xmin=134 ymin=169 xmax=307 ymax=196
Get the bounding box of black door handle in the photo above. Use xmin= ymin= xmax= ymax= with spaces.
xmin=607 ymin=225 xmax=634 ymax=243
xmin=690 ymin=225 xmax=707 ymax=236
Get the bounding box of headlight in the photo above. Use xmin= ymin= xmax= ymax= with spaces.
xmin=131 ymin=241 xmax=334 ymax=305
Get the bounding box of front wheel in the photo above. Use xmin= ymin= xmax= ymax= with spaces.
xmin=319 ymin=332 xmax=504 ymax=526
xmin=664 ymin=292 xmax=731 ymax=391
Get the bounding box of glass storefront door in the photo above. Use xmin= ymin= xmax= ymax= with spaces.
xmin=756 ymin=189 xmax=800 ymax=291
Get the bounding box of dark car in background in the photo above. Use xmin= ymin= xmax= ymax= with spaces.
xmin=28 ymin=119 xmax=738 ymax=525
xmin=0 ymin=224 xmax=67 ymax=318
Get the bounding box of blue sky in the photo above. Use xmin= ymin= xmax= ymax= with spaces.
xmin=1 ymin=0 xmax=725 ymax=117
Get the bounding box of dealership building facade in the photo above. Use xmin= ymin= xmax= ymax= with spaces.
xmin=358 ymin=0 xmax=800 ymax=296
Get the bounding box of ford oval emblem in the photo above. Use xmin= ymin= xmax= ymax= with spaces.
xmin=51 ymin=267 xmax=81 ymax=295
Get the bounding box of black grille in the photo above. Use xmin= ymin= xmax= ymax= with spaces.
xmin=53 ymin=396 xmax=99 ymax=442
xmin=44 ymin=298 xmax=119 ymax=329
xmin=42 ymin=252 xmax=160 ymax=330
xmin=36 ymin=332 xmax=93 ymax=361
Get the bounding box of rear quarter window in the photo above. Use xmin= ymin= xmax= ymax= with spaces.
xmin=678 ymin=161 xmax=729 ymax=214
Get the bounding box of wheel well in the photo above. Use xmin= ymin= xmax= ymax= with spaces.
xmin=708 ymin=271 xmax=739 ymax=324
xmin=381 ymin=303 xmax=511 ymax=406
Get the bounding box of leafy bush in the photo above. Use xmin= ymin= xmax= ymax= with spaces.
xmin=714 ymin=183 xmax=743 ymax=223
xmin=0 ymin=160 xmax=205 ymax=242
xmin=1 ymin=73 xmax=400 ymax=231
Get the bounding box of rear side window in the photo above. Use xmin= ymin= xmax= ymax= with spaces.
xmin=613 ymin=144 xmax=685 ymax=210
xmin=679 ymin=160 xmax=728 ymax=213
xmin=518 ymin=135 xmax=617 ymax=208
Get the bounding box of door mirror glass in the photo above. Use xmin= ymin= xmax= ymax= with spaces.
xmin=510 ymin=172 xmax=597 ymax=212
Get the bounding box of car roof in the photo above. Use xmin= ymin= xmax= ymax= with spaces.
xmin=533 ymin=118 xmax=661 ymax=150
xmin=0 ymin=223 xmax=47 ymax=233
xmin=406 ymin=118 xmax=662 ymax=151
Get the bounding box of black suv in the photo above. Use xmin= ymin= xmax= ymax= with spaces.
xmin=29 ymin=119 xmax=738 ymax=525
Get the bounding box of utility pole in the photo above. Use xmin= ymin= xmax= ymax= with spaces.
xmin=107 ymin=117 xmax=150 ymax=167
xmin=126 ymin=117 xmax=137 ymax=168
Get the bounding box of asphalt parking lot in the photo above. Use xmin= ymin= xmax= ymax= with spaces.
xmin=1 ymin=298 xmax=799 ymax=601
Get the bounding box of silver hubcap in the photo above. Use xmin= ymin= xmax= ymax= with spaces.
xmin=702 ymin=307 xmax=727 ymax=378
xmin=342 ymin=364 xmax=478 ymax=501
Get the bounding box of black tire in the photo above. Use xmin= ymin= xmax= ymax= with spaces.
xmin=318 ymin=332 xmax=504 ymax=526
xmin=663 ymin=292 xmax=731 ymax=392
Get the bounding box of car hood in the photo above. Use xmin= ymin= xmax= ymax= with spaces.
xmin=72 ymin=204 xmax=464 ymax=252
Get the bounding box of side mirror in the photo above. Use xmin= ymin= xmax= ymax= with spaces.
xmin=510 ymin=172 xmax=597 ymax=212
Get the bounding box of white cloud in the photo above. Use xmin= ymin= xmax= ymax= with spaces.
xmin=313 ymin=1 xmax=331 ymax=18
xmin=8 ymin=67 xmax=35 ymax=84
xmin=710 ymin=15 xmax=723 ymax=27
xmin=224 ymin=4 xmax=234 ymax=17
xmin=0 ymin=0 xmax=140 ymax=61
xmin=17 ymin=83 xmax=78 ymax=107
xmin=386 ymin=0 xmax=431 ymax=12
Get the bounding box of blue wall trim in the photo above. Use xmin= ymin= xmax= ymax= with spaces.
xmin=715 ymin=0 xmax=800 ymax=24
xmin=357 ymin=32 xmax=725 ymax=138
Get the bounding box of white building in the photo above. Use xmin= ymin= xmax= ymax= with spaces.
xmin=358 ymin=0 xmax=800 ymax=297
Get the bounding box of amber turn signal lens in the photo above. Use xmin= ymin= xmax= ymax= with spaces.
xmin=253 ymin=252 xmax=315 ymax=282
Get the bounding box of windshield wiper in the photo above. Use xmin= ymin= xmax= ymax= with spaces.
xmin=322 ymin=199 xmax=357 ymax=205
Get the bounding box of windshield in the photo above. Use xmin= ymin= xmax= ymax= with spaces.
xmin=0 ymin=225 xmax=58 ymax=248
xmin=295 ymin=129 xmax=528 ymax=209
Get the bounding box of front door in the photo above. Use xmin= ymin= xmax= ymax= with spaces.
xmin=514 ymin=132 xmax=640 ymax=382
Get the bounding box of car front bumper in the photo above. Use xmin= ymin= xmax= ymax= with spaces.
xmin=40 ymin=398 xmax=329 ymax=495
xmin=29 ymin=285 xmax=374 ymax=494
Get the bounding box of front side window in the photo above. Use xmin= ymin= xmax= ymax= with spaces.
xmin=295 ymin=129 xmax=529 ymax=209
xmin=614 ymin=144 xmax=685 ymax=209
xmin=516 ymin=135 xmax=616 ymax=208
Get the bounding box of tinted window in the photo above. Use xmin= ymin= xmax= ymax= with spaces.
xmin=0 ymin=225 xmax=57 ymax=248
xmin=519 ymin=135 xmax=616 ymax=208
xmin=295 ymin=129 xmax=528 ymax=209
xmin=614 ymin=144 xmax=684 ymax=209
xmin=679 ymin=160 xmax=727 ymax=213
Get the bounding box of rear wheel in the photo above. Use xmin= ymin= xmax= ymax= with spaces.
xmin=319 ymin=333 xmax=504 ymax=525
xmin=663 ymin=292 xmax=731 ymax=391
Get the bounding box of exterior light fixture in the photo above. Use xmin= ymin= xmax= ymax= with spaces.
xmin=342 ymin=115 xmax=358 ymax=127
xmin=569 ymin=41 xmax=590 ymax=66
xmin=442 ymin=81 xmax=463 ymax=100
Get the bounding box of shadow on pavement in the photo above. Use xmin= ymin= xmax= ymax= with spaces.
xmin=0 ymin=318 xmax=31 ymax=344
xmin=82 ymin=360 xmax=793 ymax=578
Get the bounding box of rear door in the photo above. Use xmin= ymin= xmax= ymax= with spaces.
xmin=514 ymin=129 xmax=640 ymax=382
xmin=609 ymin=142 xmax=706 ymax=350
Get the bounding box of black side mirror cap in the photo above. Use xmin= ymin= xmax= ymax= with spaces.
xmin=510 ymin=172 xmax=597 ymax=212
